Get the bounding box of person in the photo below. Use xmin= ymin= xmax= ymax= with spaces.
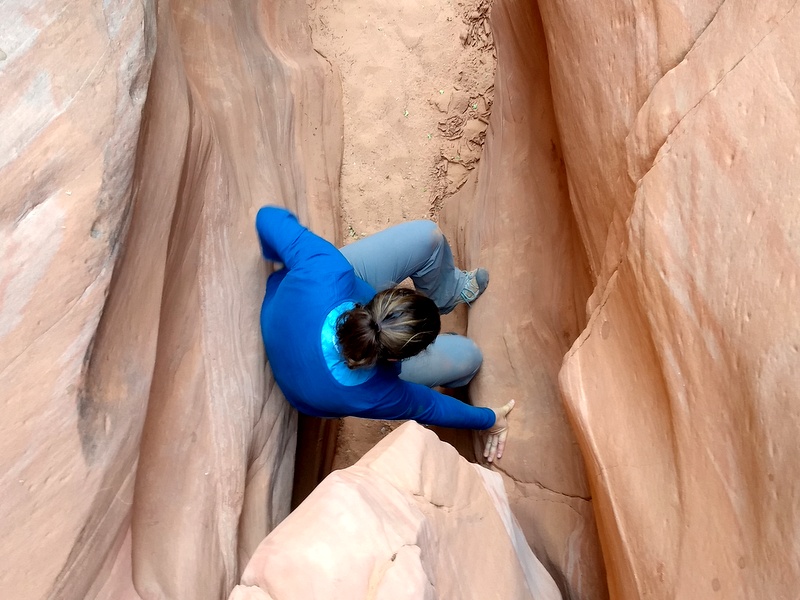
xmin=256 ymin=206 xmax=515 ymax=462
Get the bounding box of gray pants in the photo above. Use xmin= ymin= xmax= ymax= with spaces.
xmin=340 ymin=220 xmax=482 ymax=388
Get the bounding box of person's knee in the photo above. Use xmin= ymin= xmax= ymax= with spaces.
xmin=413 ymin=219 xmax=438 ymax=233
xmin=455 ymin=337 xmax=483 ymax=377
xmin=409 ymin=220 xmax=443 ymax=252
xmin=440 ymin=336 xmax=482 ymax=387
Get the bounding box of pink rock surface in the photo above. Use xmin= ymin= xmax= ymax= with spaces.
xmin=228 ymin=587 xmax=272 ymax=600
xmin=2 ymin=0 xmax=340 ymax=598
xmin=5 ymin=0 xmax=798 ymax=598
xmin=233 ymin=422 xmax=562 ymax=600
xmin=1 ymin=2 xmax=154 ymax=597
xmin=554 ymin=1 xmax=800 ymax=597
xmin=440 ymin=1 xmax=604 ymax=597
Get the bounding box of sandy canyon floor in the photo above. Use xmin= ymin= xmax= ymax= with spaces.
xmin=307 ymin=0 xmax=497 ymax=467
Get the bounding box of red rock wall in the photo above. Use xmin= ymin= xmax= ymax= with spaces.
xmin=551 ymin=0 xmax=800 ymax=597
xmin=445 ymin=0 xmax=800 ymax=599
xmin=440 ymin=0 xmax=604 ymax=598
xmin=1 ymin=1 xmax=341 ymax=598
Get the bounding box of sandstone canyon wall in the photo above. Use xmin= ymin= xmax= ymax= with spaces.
xmin=1 ymin=0 xmax=341 ymax=598
xmin=3 ymin=0 xmax=799 ymax=599
xmin=551 ymin=1 xmax=800 ymax=598
xmin=445 ymin=0 xmax=799 ymax=599
xmin=439 ymin=0 xmax=605 ymax=598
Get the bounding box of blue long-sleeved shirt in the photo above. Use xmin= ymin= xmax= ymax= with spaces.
xmin=256 ymin=206 xmax=495 ymax=430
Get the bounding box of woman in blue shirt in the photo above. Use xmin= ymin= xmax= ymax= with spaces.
xmin=257 ymin=206 xmax=514 ymax=462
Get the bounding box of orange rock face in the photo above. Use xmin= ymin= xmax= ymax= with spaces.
xmin=5 ymin=0 xmax=799 ymax=598
xmin=444 ymin=0 xmax=800 ymax=599
xmin=2 ymin=0 xmax=340 ymax=598
xmin=230 ymin=422 xmax=563 ymax=600
xmin=549 ymin=1 xmax=800 ymax=598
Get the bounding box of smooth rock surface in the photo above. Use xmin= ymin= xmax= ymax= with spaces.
xmin=539 ymin=0 xmax=800 ymax=598
xmin=440 ymin=1 xmax=605 ymax=598
xmin=1 ymin=2 xmax=154 ymax=597
xmin=1 ymin=0 xmax=340 ymax=598
xmin=232 ymin=422 xmax=562 ymax=600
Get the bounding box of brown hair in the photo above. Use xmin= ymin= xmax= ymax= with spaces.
xmin=336 ymin=288 xmax=440 ymax=368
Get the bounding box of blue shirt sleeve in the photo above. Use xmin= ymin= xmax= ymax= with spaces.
xmin=256 ymin=206 xmax=351 ymax=275
xmin=366 ymin=378 xmax=496 ymax=430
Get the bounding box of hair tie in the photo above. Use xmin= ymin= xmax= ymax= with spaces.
xmin=370 ymin=320 xmax=381 ymax=334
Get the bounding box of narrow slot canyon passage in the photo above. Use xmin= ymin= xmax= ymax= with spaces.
xmin=296 ymin=1 xmax=602 ymax=598
xmin=306 ymin=0 xmax=502 ymax=470
xmin=4 ymin=0 xmax=799 ymax=598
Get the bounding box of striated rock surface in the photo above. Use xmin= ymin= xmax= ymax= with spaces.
xmin=549 ymin=1 xmax=800 ymax=598
xmin=1 ymin=0 xmax=341 ymax=598
xmin=129 ymin=1 xmax=342 ymax=596
xmin=230 ymin=422 xmax=563 ymax=600
xmin=444 ymin=0 xmax=800 ymax=598
xmin=5 ymin=0 xmax=798 ymax=598
xmin=440 ymin=0 xmax=605 ymax=598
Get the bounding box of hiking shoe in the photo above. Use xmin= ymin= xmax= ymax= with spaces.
xmin=460 ymin=268 xmax=489 ymax=305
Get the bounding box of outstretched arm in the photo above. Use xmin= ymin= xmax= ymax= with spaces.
xmin=370 ymin=380 xmax=515 ymax=461
xmin=255 ymin=206 xmax=349 ymax=273
xmin=374 ymin=380 xmax=496 ymax=431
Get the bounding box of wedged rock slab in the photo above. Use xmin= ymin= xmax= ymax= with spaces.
xmin=231 ymin=422 xmax=562 ymax=600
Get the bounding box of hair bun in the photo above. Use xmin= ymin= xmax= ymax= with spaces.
xmin=336 ymin=288 xmax=440 ymax=368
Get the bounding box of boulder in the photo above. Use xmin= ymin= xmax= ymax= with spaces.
xmin=232 ymin=422 xmax=562 ymax=600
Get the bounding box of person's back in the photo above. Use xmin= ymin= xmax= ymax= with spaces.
xmin=257 ymin=207 xmax=375 ymax=416
xmin=256 ymin=206 xmax=514 ymax=461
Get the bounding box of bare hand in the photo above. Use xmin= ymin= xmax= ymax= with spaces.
xmin=483 ymin=399 xmax=515 ymax=463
